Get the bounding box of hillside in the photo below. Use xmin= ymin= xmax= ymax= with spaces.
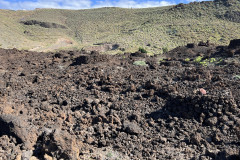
xmin=0 ymin=0 xmax=240 ymax=53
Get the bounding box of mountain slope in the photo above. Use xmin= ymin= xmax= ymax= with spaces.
xmin=0 ymin=0 xmax=240 ymax=53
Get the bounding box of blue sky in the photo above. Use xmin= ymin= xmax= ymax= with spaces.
xmin=0 ymin=0 xmax=210 ymax=10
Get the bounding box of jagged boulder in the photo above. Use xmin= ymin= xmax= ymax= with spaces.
xmin=34 ymin=129 xmax=81 ymax=159
xmin=0 ymin=115 xmax=38 ymax=150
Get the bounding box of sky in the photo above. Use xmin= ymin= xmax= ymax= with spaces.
xmin=0 ymin=0 xmax=210 ymax=10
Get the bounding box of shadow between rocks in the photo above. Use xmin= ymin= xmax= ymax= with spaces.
xmin=146 ymin=93 xmax=237 ymax=125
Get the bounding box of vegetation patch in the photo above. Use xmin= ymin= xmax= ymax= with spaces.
xmin=1 ymin=0 xmax=240 ymax=52
xmin=162 ymin=47 xmax=168 ymax=54
xmin=133 ymin=60 xmax=147 ymax=66
xmin=20 ymin=20 xmax=67 ymax=29
xmin=193 ymin=57 xmax=222 ymax=66
xmin=138 ymin=47 xmax=147 ymax=53
xmin=233 ymin=75 xmax=240 ymax=80
xmin=194 ymin=56 xmax=203 ymax=63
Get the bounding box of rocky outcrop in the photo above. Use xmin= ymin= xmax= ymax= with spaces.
xmin=20 ymin=20 xmax=67 ymax=29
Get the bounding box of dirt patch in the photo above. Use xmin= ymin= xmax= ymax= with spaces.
xmin=82 ymin=43 xmax=120 ymax=53
xmin=31 ymin=38 xmax=74 ymax=52
xmin=0 ymin=40 xmax=239 ymax=159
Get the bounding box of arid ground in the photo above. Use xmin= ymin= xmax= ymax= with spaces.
xmin=0 ymin=39 xmax=239 ymax=159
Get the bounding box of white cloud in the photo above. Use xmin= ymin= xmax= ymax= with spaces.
xmin=0 ymin=0 xmax=92 ymax=10
xmin=93 ymin=0 xmax=175 ymax=8
xmin=0 ymin=0 xmax=175 ymax=10
xmin=186 ymin=0 xmax=211 ymax=2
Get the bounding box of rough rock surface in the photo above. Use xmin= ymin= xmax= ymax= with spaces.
xmin=0 ymin=41 xmax=239 ymax=159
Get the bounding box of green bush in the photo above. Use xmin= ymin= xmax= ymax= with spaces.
xmin=162 ymin=47 xmax=168 ymax=53
xmin=233 ymin=75 xmax=240 ymax=80
xmin=138 ymin=47 xmax=147 ymax=53
xmin=210 ymin=58 xmax=216 ymax=63
xmin=133 ymin=60 xmax=147 ymax=66
xmin=194 ymin=56 xmax=203 ymax=63
xmin=199 ymin=60 xmax=208 ymax=66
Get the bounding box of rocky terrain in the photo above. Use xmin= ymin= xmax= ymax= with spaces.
xmin=0 ymin=39 xmax=240 ymax=160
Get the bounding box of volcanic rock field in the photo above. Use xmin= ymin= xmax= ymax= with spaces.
xmin=0 ymin=40 xmax=240 ymax=159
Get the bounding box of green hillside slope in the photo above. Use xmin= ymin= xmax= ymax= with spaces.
xmin=0 ymin=0 xmax=240 ymax=53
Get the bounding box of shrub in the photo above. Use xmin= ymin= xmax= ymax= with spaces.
xmin=138 ymin=47 xmax=147 ymax=53
xmin=162 ymin=47 xmax=168 ymax=53
xmin=210 ymin=58 xmax=216 ymax=63
xmin=133 ymin=60 xmax=147 ymax=66
xmin=120 ymin=48 xmax=125 ymax=51
xmin=233 ymin=75 xmax=240 ymax=80
xmin=194 ymin=56 xmax=203 ymax=63
xmin=185 ymin=58 xmax=190 ymax=61
xmin=159 ymin=58 xmax=164 ymax=62
xmin=106 ymin=152 xmax=113 ymax=158
xmin=199 ymin=61 xmax=208 ymax=66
